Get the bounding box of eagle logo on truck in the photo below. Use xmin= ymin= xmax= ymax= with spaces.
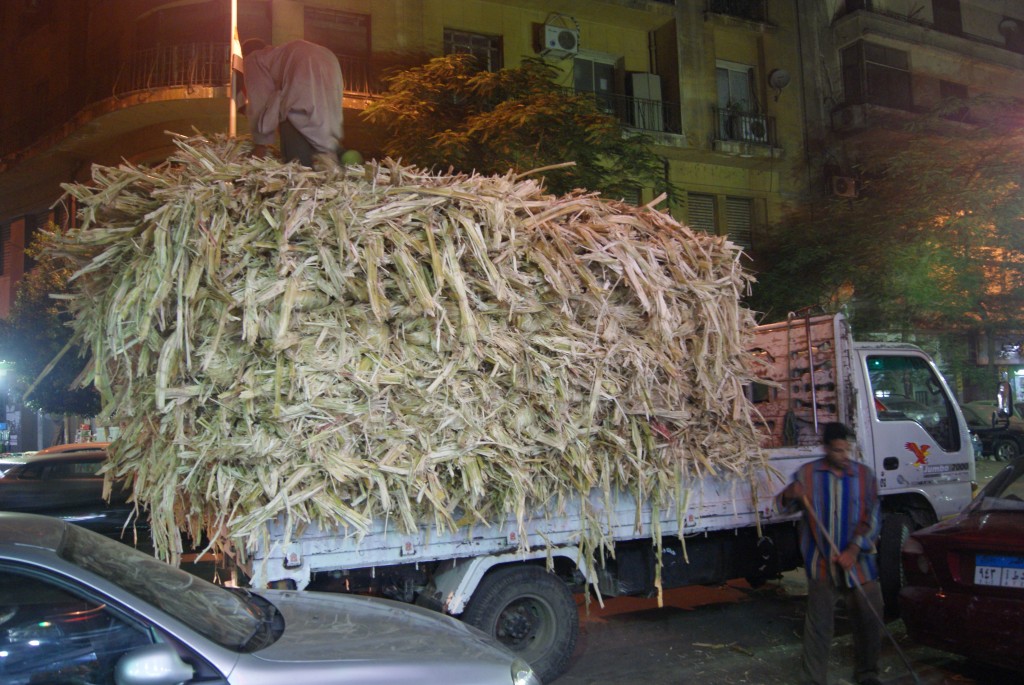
xmin=905 ymin=442 xmax=931 ymax=467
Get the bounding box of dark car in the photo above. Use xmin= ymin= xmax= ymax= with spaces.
xmin=899 ymin=457 xmax=1024 ymax=672
xmin=0 ymin=443 xmax=147 ymax=543
xmin=0 ymin=451 xmax=36 ymax=476
xmin=960 ymin=402 xmax=1024 ymax=460
xmin=0 ymin=513 xmax=539 ymax=685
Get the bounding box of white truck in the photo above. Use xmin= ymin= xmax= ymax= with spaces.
xmin=247 ymin=313 xmax=976 ymax=683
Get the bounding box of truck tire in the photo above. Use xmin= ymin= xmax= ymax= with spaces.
xmin=461 ymin=564 xmax=578 ymax=683
xmin=993 ymin=437 xmax=1021 ymax=461
xmin=879 ymin=513 xmax=912 ymax=618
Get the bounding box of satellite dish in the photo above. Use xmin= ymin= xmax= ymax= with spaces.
xmin=768 ymin=69 xmax=791 ymax=91
xmin=768 ymin=69 xmax=791 ymax=102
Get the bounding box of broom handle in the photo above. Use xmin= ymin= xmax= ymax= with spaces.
xmin=800 ymin=495 xmax=921 ymax=685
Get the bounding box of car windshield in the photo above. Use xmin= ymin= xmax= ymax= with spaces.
xmin=59 ymin=524 xmax=273 ymax=650
xmin=973 ymin=461 xmax=1024 ymax=513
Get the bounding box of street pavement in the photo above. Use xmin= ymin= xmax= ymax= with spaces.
xmin=552 ymin=458 xmax=1021 ymax=685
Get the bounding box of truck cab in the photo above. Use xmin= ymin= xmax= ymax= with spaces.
xmin=751 ymin=314 xmax=976 ymax=610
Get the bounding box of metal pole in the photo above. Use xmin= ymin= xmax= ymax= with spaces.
xmin=801 ymin=496 xmax=921 ymax=685
xmin=229 ymin=0 xmax=239 ymax=137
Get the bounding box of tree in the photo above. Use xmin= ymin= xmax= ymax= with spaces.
xmin=0 ymin=228 xmax=100 ymax=418
xmin=750 ymin=97 xmax=1024 ymax=342
xmin=363 ymin=54 xmax=674 ymax=201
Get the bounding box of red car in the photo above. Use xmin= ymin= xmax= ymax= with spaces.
xmin=899 ymin=458 xmax=1024 ymax=672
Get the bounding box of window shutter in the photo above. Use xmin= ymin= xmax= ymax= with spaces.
xmin=687 ymin=194 xmax=716 ymax=234
xmin=725 ymin=196 xmax=752 ymax=249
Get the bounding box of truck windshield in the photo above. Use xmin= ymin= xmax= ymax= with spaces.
xmin=868 ymin=354 xmax=960 ymax=452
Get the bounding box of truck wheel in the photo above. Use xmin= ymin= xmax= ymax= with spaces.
xmin=993 ymin=438 xmax=1021 ymax=461
xmin=462 ymin=564 xmax=578 ymax=683
xmin=879 ymin=513 xmax=912 ymax=618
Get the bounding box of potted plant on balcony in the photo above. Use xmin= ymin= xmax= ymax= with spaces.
xmin=724 ymin=100 xmax=766 ymax=142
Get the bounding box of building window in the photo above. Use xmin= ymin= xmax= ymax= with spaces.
xmin=304 ymin=7 xmax=370 ymax=57
xmin=444 ymin=29 xmax=503 ymax=72
xmin=687 ymin=194 xmax=716 ymax=234
xmin=304 ymin=7 xmax=372 ymax=93
xmin=715 ymin=60 xmax=769 ymax=143
xmin=725 ymin=197 xmax=753 ymax=249
xmin=716 ymin=60 xmax=756 ymax=113
xmin=841 ymin=41 xmax=912 ymax=110
xmin=574 ymin=56 xmax=618 ymax=115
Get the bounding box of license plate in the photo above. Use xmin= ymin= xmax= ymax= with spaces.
xmin=975 ymin=554 xmax=1024 ymax=588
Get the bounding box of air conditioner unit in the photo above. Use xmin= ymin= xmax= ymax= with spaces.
xmin=542 ymin=25 xmax=579 ymax=58
xmin=831 ymin=176 xmax=858 ymax=198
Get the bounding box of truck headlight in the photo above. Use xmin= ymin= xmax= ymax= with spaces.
xmin=511 ymin=658 xmax=540 ymax=685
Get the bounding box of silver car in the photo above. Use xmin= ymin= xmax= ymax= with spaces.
xmin=0 ymin=513 xmax=541 ymax=685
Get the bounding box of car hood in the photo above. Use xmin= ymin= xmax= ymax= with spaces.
xmin=251 ymin=590 xmax=511 ymax=665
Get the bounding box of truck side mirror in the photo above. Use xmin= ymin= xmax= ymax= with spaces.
xmin=996 ymin=382 xmax=1014 ymax=419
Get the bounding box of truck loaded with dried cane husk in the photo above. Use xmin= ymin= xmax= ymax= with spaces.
xmin=52 ymin=136 xmax=976 ymax=683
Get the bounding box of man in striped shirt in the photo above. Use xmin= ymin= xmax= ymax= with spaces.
xmin=777 ymin=421 xmax=883 ymax=685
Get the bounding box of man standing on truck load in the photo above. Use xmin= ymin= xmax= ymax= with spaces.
xmin=777 ymin=422 xmax=883 ymax=685
xmin=240 ymin=39 xmax=343 ymax=170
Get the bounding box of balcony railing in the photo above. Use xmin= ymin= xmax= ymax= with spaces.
xmin=0 ymin=44 xmax=389 ymax=159
xmin=113 ymin=42 xmax=231 ymax=95
xmin=707 ymin=0 xmax=769 ymax=24
xmin=111 ymin=43 xmax=385 ymax=98
xmin=713 ymin=108 xmax=776 ymax=146
xmin=573 ymin=90 xmax=683 ymax=135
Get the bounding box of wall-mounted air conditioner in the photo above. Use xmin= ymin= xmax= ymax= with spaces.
xmin=542 ymin=25 xmax=579 ymax=58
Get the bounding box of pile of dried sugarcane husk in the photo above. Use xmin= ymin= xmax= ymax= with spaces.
xmin=52 ymin=133 xmax=766 ymax=573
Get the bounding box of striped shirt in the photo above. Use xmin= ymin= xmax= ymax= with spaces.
xmin=778 ymin=459 xmax=880 ymax=587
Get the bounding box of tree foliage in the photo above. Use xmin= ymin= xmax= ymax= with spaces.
xmin=364 ymin=54 xmax=673 ymax=201
xmin=750 ymin=97 xmax=1024 ymax=338
xmin=0 ymin=229 xmax=100 ymax=417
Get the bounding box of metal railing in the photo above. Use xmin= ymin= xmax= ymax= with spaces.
xmin=111 ymin=44 xmax=386 ymax=97
xmin=707 ymin=0 xmax=769 ymax=24
xmin=573 ymin=90 xmax=683 ymax=135
xmin=0 ymin=44 xmax=388 ymax=159
xmin=113 ymin=42 xmax=230 ymax=96
xmin=713 ymin=107 xmax=776 ymax=146
xmin=336 ymin=54 xmax=387 ymax=96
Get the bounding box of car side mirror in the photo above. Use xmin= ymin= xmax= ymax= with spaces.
xmin=115 ymin=644 xmax=195 ymax=685
xmin=997 ymin=382 xmax=1015 ymax=419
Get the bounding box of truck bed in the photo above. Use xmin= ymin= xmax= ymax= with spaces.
xmin=249 ymin=447 xmax=821 ymax=588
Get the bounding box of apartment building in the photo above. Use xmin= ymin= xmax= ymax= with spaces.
xmin=795 ymin=0 xmax=1024 ymax=196
xmin=0 ymin=0 xmax=810 ymax=318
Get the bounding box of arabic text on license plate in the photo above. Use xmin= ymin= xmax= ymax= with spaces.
xmin=975 ymin=554 xmax=1024 ymax=588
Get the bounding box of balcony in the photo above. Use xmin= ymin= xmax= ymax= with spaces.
xmin=713 ymin=108 xmax=775 ymax=144
xmin=832 ymin=10 xmax=1024 ymax=70
xmin=1 ymin=43 xmax=386 ymax=161
xmin=712 ymin=107 xmax=779 ymax=157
